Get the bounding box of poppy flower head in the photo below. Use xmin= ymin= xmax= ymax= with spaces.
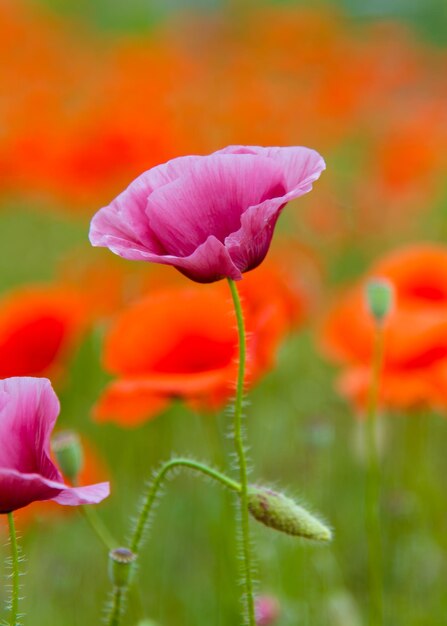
xmin=0 ymin=285 xmax=87 ymax=379
xmin=320 ymin=244 xmax=447 ymax=411
xmin=89 ymin=145 xmax=325 ymax=283
xmin=93 ymin=256 xmax=309 ymax=427
xmin=0 ymin=377 xmax=109 ymax=513
xmin=94 ymin=286 xmax=238 ymax=426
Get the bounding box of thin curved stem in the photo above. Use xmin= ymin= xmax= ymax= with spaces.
xmin=106 ymin=457 xmax=238 ymax=626
xmin=79 ymin=505 xmax=117 ymax=551
xmin=7 ymin=512 xmax=20 ymax=626
xmin=365 ymin=324 xmax=385 ymax=626
xmin=227 ymin=278 xmax=256 ymax=626
xmin=131 ymin=458 xmax=240 ymax=555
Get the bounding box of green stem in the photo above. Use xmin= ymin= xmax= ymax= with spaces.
xmin=108 ymin=586 xmax=123 ymax=626
xmin=227 ymin=278 xmax=256 ymax=626
xmin=365 ymin=324 xmax=385 ymax=626
xmin=79 ymin=505 xmax=117 ymax=551
xmin=7 ymin=512 xmax=20 ymax=626
xmin=131 ymin=458 xmax=240 ymax=555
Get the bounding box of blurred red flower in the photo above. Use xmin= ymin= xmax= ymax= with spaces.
xmin=0 ymin=285 xmax=87 ymax=380
xmin=320 ymin=244 xmax=447 ymax=411
xmin=93 ymin=258 xmax=310 ymax=426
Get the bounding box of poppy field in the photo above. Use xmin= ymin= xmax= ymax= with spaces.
xmin=1 ymin=1 xmax=447 ymax=625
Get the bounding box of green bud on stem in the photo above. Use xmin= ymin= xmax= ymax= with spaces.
xmin=247 ymin=486 xmax=332 ymax=542
xmin=365 ymin=278 xmax=394 ymax=324
xmin=52 ymin=430 xmax=83 ymax=483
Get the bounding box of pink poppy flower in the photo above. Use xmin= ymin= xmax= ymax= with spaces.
xmin=255 ymin=595 xmax=280 ymax=625
xmin=89 ymin=145 xmax=325 ymax=283
xmin=0 ymin=377 xmax=109 ymax=513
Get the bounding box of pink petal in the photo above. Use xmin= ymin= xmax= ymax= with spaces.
xmin=147 ymin=154 xmax=286 ymax=256
xmin=52 ymin=482 xmax=110 ymax=506
xmin=89 ymin=155 xmax=203 ymax=255
xmin=214 ymin=145 xmax=326 ymax=192
xmin=0 ymin=377 xmax=60 ymax=480
xmin=224 ymin=196 xmax=285 ymax=273
xmin=0 ymin=469 xmax=65 ymax=513
xmin=169 ymin=235 xmax=242 ymax=283
xmin=0 ymin=469 xmax=109 ymax=512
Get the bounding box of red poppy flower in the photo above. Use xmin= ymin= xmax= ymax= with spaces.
xmin=320 ymin=244 xmax=447 ymax=411
xmin=0 ymin=285 xmax=87 ymax=380
xmin=93 ymin=257 xmax=309 ymax=426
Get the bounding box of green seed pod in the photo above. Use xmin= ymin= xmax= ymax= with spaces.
xmin=108 ymin=547 xmax=137 ymax=588
xmin=365 ymin=278 xmax=394 ymax=323
xmin=247 ymin=486 xmax=332 ymax=542
xmin=51 ymin=430 xmax=83 ymax=483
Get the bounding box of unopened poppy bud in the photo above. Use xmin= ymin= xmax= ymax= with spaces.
xmin=52 ymin=430 xmax=83 ymax=483
xmin=255 ymin=595 xmax=280 ymax=625
xmin=365 ymin=278 xmax=394 ymax=323
xmin=108 ymin=547 xmax=137 ymax=588
xmin=247 ymin=486 xmax=332 ymax=542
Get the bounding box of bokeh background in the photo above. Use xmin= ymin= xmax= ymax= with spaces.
xmin=1 ymin=0 xmax=447 ymax=624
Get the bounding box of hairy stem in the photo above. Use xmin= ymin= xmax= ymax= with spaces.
xmin=108 ymin=587 xmax=123 ymax=626
xmin=365 ymin=324 xmax=385 ymax=626
xmin=131 ymin=457 xmax=240 ymax=555
xmin=7 ymin=512 xmax=20 ymax=626
xmin=227 ymin=278 xmax=256 ymax=626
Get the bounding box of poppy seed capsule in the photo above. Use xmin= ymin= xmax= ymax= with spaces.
xmin=247 ymin=486 xmax=332 ymax=541
xmin=51 ymin=430 xmax=83 ymax=483
xmin=108 ymin=548 xmax=137 ymax=588
xmin=365 ymin=278 xmax=394 ymax=324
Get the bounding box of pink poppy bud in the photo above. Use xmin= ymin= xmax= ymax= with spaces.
xmin=52 ymin=430 xmax=83 ymax=483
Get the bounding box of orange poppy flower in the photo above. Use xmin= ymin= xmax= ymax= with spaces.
xmin=0 ymin=285 xmax=87 ymax=380
xmin=93 ymin=256 xmax=310 ymax=426
xmin=320 ymin=244 xmax=447 ymax=411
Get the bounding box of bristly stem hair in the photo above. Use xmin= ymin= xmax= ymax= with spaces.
xmin=227 ymin=278 xmax=256 ymax=626
xmin=106 ymin=457 xmax=240 ymax=626
xmin=7 ymin=512 xmax=20 ymax=626
xmin=130 ymin=458 xmax=240 ymax=555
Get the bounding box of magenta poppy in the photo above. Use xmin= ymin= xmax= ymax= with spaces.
xmin=0 ymin=377 xmax=109 ymax=513
xmin=89 ymin=145 xmax=325 ymax=283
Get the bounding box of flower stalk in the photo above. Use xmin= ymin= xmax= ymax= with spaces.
xmin=365 ymin=323 xmax=385 ymax=626
xmin=130 ymin=457 xmax=240 ymax=555
xmin=7 ymin=512 xmax=20 ymax=626
xmin=106 ymin=457 xmax=239 ymax=626
xmin=227 ymin=278 xmax=256 ymax=626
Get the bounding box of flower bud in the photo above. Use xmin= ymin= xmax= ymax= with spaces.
xmin=255 ymin=595 xmax=280 ymax=625
xmin=52 ymin=430 xmax=83 ymax=483
xmin=108 ymin=547 xmax=137 ymax=588
xmin=248 ymin=486 xmax=332 ymax=542
xmin=365 ymin=278 xmax=394 ymax=323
